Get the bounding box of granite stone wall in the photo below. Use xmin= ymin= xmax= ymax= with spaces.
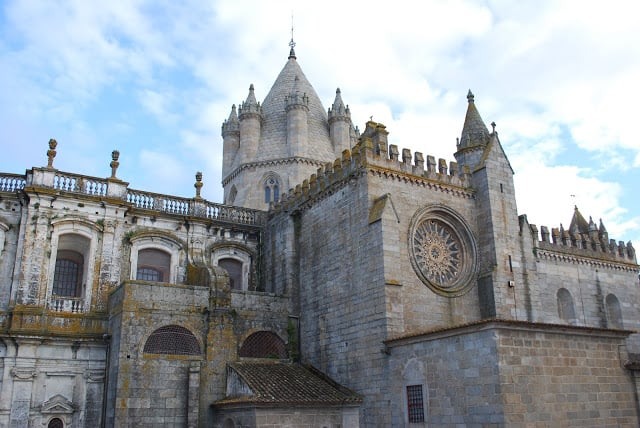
xmin=386 ymin=321 xmax=638 ymax=427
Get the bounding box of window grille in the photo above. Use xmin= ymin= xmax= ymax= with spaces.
xmin=53 ymin=251 xmax=83 ymax=297
xmin=136 ymin=267 xmax=162 ymax=282
xmin=407 ymin=384 xmax=425 ymax=423
xmin=143 ymin=325 xmax=201 ymax=356
xmin=136 ymin=248 xmax=170 ymax=282
xmin=239 ymin=331 xmax=287 ymax=359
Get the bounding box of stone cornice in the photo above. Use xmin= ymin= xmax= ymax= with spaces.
xmin=384 ymin=318 xmax=632 ymax=349
xmin=535 ymin=246 xmax=638 ymax=272
xmin=366 ymin=164 xmax=474 ymax=200
xmin=222 ymin=157 xmax=328 ymax=186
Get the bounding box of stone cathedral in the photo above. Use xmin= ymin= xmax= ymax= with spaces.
xmin=1 ymin=43 xmax=639 ymax=428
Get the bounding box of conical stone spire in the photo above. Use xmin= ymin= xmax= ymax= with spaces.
xmin=239 ymin=84 xmax=261 ymax=116
xmin=569 ymin=206 xmax=590 ymax=234
xmin=222 ymin=104 xmax=239 ymax=135
xmin=459 ymin=90 xmax=490 ymax=149
xmin=328 ymin=88 xmax=350 ymax=120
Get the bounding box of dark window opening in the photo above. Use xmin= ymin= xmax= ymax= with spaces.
xmin=48 ymin=418 xmax=64 ymax=428
xmin=264 ymin=176 xmax=280 ymax=204
xmin=218 ymin=258 xmax=243 ymax=290
xmin=407 ymin=384 xmax=425 ymax=423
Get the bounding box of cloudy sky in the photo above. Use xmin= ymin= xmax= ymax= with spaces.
xmin=1 ymin=0 xmax=639 ymax=246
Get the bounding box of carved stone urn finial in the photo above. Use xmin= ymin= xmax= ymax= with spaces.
xmin=194 ymin=171 xmax=203 ymax=199
xmin=110 ymin=150 xmax=120 ymax=179
xmin=47 ymin=139 xmax=58 ymax=168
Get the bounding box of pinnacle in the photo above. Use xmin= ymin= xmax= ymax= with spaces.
xmin=459 ymin=90 xmax=489 ymax=149
xmin=569 ymin=206 xmax=589 ymax=234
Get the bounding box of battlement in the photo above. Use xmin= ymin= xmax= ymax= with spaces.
xmin=270 ymin=121 xmax=473 ymax=214
xmin=525 ymin=215 xmax=636 ymax=264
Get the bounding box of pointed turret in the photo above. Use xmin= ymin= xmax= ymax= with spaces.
xmin=222 ymin=104 xmax=240 ymax=179
xmin=459 ymin=90 xmax=491 ymax=149
xmin=569 ymin=206 xmax=590 ymax=235
xmin=328 ymin=88 xmax=352 ymax=153
xmin=598 ymin=218 xmax=608 ymax=241
xmin=454 ymin=90 xmax=495 ymax=169
xmin=285 ymin=75 xmax=310 ymax=157
xmin=239 ymin=84 xmax=261 ymax=116
xmin=238 ymin=84 xmax=262 ymax=165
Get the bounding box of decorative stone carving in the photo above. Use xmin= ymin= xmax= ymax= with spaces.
xmin=40 ymin=394 xmax=76 ymax=414
xmin=11 ymin=367 xmax=37 ymax=380
xmin=409 ymin=205 xmax=478 ymax=297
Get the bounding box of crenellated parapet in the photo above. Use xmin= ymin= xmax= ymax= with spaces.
xmin=524 ymin=213 xmax=636 ymax=268
xmin=270 ymin=121 xmax=473 ymax=214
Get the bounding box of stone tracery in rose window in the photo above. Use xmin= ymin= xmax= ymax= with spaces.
xmin=413 ymin=219 xmax=461 ymax=287
xmin=408 ymin=206 xmax=477 ymax=297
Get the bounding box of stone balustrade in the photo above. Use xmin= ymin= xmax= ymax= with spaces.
xmin=2 ymin=167 xmax=267 ymax=226
xmin=127 ymin=189 xmax=190 ymax=215
xmin=49 ymin=296 xmax=85 ymax=313
xmin=53 ymin=172 xmax=108 ymax=196
xmin=0 ymin=173 xmax=26 ymax=192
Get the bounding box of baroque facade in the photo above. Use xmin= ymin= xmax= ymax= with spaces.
xmin=1 ymin=44 xmax=639 ymax=427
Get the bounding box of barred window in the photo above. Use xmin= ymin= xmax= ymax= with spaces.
xmin=136 ymin=267 xmax=162 ymax=282
xmin=53 ymin=250 xmax=83 ymax=297
xmin=407 ymin=384 xmax=425 ymax=423
xmin=143 ymin=325 xmax=201 ymax=356
xmin=239 ymin=331 xmax=287 ymax=359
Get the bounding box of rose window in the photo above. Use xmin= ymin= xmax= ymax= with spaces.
xmin=409 ymin=206 xmax=477 ymax=297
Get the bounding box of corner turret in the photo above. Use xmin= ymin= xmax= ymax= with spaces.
xmin=328 ymin=88 xmax=352 ymax=154
xmin=454 ymin=90 xmax=491 ymax=169
xmin=222 ymin=104 xmax=240 ymax=180
xmin=238 ymin=84 xmax=262 ymax=165
xmin=285 ymin=75 xmax=310 ymax=157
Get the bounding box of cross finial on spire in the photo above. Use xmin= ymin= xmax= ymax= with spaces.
xmin=288 ymin=13 xmax=297 ymax=60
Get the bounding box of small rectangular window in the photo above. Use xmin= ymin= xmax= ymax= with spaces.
xmin=406 ymin=384 xmax=425 ymax=423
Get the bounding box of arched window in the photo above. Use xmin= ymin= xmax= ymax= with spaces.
xmin=136 ymin=248 xmax=171 ymax=282
xmin=605 ymin=293 xmax=623 ymax=329
xmin=143 ymin=325 xmax=201 ymax=356
xmin=557 ymin=288 xmax=577 ymax=325
xmin=239 ymin=331 xmax=287 ymax=359
xmin=218 ymin=258 xmax=243 ymax=290
xmin=47 ymin=418 xmax=64 ymax=428
xmin=263 ymin=174 xmax=280 ymax=204
xmin=52 ymin=234 xmax=90 ymax=298
xmin=223 ymin=419 xmax=235 ymax=428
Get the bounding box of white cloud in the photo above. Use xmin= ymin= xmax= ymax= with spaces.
xmin=1 ymin=0 xmax=639 ymax=245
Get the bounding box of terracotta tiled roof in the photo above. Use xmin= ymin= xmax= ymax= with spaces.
xmin=214 ymin=361 xmax=362 ymax=407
